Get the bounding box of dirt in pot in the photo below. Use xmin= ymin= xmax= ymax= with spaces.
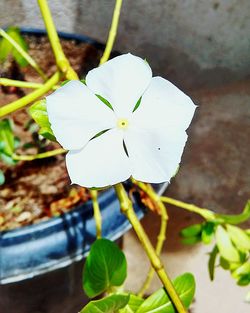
xmin=0 ymin=34 xmax=104 ymax=231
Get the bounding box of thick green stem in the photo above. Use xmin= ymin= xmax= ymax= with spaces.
xmin=90 ymin=190 xmax=102 ymax=239
xmin=37 ymin=0 xmax=78 ymax=80
xmin=99 ymin=0 xmax=123 ymax=65
xmin=136 ymin=182 xmax=168 ymax=297
xmin=114 ymin=183 xmax=187 ymax=313
xmin=0 ymin=72 xmax=61 ymax=118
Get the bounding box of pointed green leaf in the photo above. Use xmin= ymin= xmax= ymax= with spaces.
xmin=232 ymin=262 xmax=250 ymax=279
xmin=226 ymin=225 xmax=250 ymax=252
xmin=136 ymin=273 xmax=195 ymax=313
xmin=7 ymin=27 xmax=28 ymax=67
xmin=215 ymin=225 xmax=240 ymax=263
xmin=181 ymin=236 xmax=201 ymax=245
xmin=83 ymin=238 xmax=127 ymax=298
xmin=180 ymin=224 xmax=202 ymax=238
xmin=208 ymin=245 xmax=218 ymax=281
xmin=0 ymin=119 xmax=15 ymax=155
xmin=80 ymin=294 xmax=129 ymax=313
xmin=201 ymin=222 xmax=215 ymax=244
xmin=215 ymin=201 xmax=250 ymax=225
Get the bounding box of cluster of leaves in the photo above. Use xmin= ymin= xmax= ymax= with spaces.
xmin=0 ymin=27 xmax=28 ymax=67
xmin=81 ymin=238 xmax=196 ymax=313
xmin=180 ymin=201 xmax=250 ymax=290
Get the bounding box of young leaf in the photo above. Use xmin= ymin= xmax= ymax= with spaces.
xmin=201 ymin=222 xmax=215 ymax=244
xmin=208 ymin=245 xmax=218 ymax=281
xmin=136 ymin=273 xmax=195 ymax=313
xmin=181 ymin=236 xmax=201 ymax=245
xmin=232 ymin=262 xmax=250 ymax=280
xmin=0 ymin=170 xmax=5 ymax=185
xmin=0 ymin=119 xmax=15 ymax=156
xmin=226 ymin=225 xmax=250 ymax=252
xmin=119 ymin=295 xmax=144 ymax=313
xmin=215 ymin=225 xmax=240 ymax=263
xmin=83 ymin=238 xmax=127 ymax=298
xmin=7 ymin=27 xmax=28 ymax=67
xmin=180 ymin=224 xmax=202 ymax=238
xmin=216 ymin=201 xmax=250 ymax=225
xmin=80 ymin=294 xmax=129 ymax=313
xmin=29 ymin=99 xmax=55 ymax=140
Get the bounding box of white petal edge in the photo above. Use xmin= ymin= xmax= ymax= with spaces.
xmin=86 ymin=53 xmax=152 ymax=118
xmin=46 ymin=80 xmax=116 ymax=150
xmin=131 ymin=77 xmax=196 ymax=132
xmin=124 ymin=128 xmax=188 ymax=183
xmin=66 ymin=129 xmax=131 ymax=188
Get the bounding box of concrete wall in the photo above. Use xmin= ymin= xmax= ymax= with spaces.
xmin=1 ymin=0 xmax=250 ymax=89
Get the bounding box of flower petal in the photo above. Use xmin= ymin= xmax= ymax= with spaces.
xmin=131 ymin=77 xmax=196 ymax=132
xmin=46 ymin=80 xmax=116 ymax=150
xmin=86 ymin=54 xmax=152 ymax=118
xmin=66 ymin=129 xmax=131 ymax=188
xmin=124 ymin=128 xmax=188 ymax=183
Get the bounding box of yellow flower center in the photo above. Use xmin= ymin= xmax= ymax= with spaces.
xmin=117 ymin=118 xmax=129 ymax=129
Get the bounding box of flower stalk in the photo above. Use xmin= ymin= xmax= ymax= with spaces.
xmin=12 ymin=148 xmax=66 ymax=161
xmin=99 ymin=0 xmax=123 ymax=65
xmin=114 ymin=183 xmax=187 ymax=313
xmin=37 ymin=0 xmax=78 ymax=80
xmin=90 ymin=190 xmax=102 ymax=239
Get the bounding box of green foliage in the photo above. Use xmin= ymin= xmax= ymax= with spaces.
xmin=119 ymin=295 xmax=144 ymax=313
xmin=0 ymin=27 xmax=28 ymax=66
xmin=96 ymin=94 xmax=114 ymax=110
xmin=208 ymin=245 xmax=219 ymax=281
xmin=83 ymin=238 xmax=127 ymax=298
xmin=0 ymin=170 xmax=5 ymax=185
xmin=0 ymin=119 xmax=17 ymax=166
xmin=226 ymin=225 xmax=250 ymax=252
xmin=80 ymin=294 xmax=130 ymax=313
xmin=136 ymin=273 xmax=195 ymax=313
xmin=29 ymin=99 xmax=56 ymax=141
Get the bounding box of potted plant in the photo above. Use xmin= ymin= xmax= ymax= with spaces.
xmin=0 ymin=1 xmax=249 ymax=313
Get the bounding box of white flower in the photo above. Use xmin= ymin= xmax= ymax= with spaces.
xmin=46 ymin=53 xmax=196 ymax=188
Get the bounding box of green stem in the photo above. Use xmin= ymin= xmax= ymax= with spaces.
xmin=0 ymin=78 xmax=58 ymax=90
xmin=90 ymin=190 xmax=102 ymax=238
xmin=161 ymin=196 xmax=216 ymax=221
xmin=0 ymin=28 xmax=47 ymax=80
xmin=99 ymin=0 xmax=123 ymax=65
xmin=12 ymin=148 xmax=66 ymax=161
xmin=37 ymin=0 xmax=78 ymax=80
xmin=114 ymin=183 xmax=187 ymax=313
xmin=0 ymin=72 xmax=61 ymax=118
xmin=136 ymin=182 xmax=168 ymax=297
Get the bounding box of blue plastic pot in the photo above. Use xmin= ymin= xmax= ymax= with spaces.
xmin=0 ymin=28 xmax=167 ymax=313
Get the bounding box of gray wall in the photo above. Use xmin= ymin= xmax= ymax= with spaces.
xmin=1 ymin=0 xmax=250 ymax=89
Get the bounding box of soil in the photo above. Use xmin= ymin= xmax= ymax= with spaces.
xmin=0 ymin=34 xmax=103 ymax=231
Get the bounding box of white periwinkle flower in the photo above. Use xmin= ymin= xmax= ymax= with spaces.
xmin=47 ymin=53 xmax=196 ymax=188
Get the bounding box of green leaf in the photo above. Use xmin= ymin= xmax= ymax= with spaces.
xmin=133 ymin=97 xmax=142 ymax=112
xmin=136 ymin=273 xmax=195 ymax=313
xmin=7 ymin=27 xmax=28 ymax=67
xmin=237 ymin=274 xmax=250 ymax=286
xmin=0 ymin=170 xmax=5 ymax=185
xmin=83 ymin=238 xmax=127 ymax=298
xmin=0 ymin=119 xmax=15 ymax=155
xmin=215 ymin=225 xmax=240 ymax=263
xmin=216 ymin=201 xmax=250 ymax=225
xmin=29 ymin=99 xmax=55 ymax=140
xmin=232 ymin=262 xmax=250 ymax=279
xmin=80 ymin=294 xmax=129 ymax=313
xmin=226 ymin=225 xmax=250 ymax=252
xmin=201 ymin=222 xmax=215 ymax=244
xmin=119 ymin=295 xmax=144 ymax=313
xmin=181 ymin=236 xmax=201 ymax=245
xmin=0 ymin=27 xmax=28 ymax=67
xmin=208 ymin=245 xmax=218 ymax=281
xmin=180 ymin=224 xmax=202 ymax=238
xmin=220 ymin=257 xmax=230 ymax=270
xmin=0 ymin=152 xmax=16 ymax=165
xmin=96 ymin=94 xmax=113 ymax=110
